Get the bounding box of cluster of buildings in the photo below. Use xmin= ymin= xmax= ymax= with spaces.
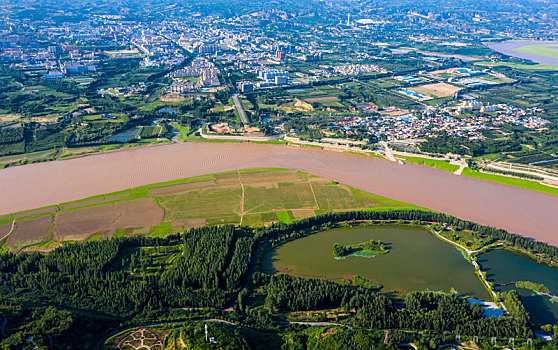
xmin=3 ymin=39 xmax=99 ymax=80
xmin=454 ymin=77 xmax=498 ymax=88
xmin=236 ymin=69 xmax=290 ymax=91
xmin=332 ymin=64 xmax=389 ymax=76
xmin=167 ymin=57 xmax=221 ymax=93
xmin=324 ymin=101 xmax=550 ymax=142
xmin=133 ymin=31 xmax=186 ymax=67
xmin=97 ymin=83 xmax=148 ymax=97
xmin=170 ymin=57 xmax=220 ymax=86
xmin=455 ymin=100 xmax=497 ymax=114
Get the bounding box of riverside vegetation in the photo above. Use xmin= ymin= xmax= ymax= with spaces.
xmin=1 ymin=210 xmax=558 ymax=348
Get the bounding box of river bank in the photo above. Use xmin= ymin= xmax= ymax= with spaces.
xmin=1 ymin=142 xmax=557 ymax=246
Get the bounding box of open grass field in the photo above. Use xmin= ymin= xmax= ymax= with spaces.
xmin=400 ymin=156 xmax=460 ymax=173
xmin=0 ymin=169 xmax=422 ymax=252
xmin=513 ymin=44 xmax=558 ymax=59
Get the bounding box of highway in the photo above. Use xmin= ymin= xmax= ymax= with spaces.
xmin=232 ymin=94 xmax=248 ymax=124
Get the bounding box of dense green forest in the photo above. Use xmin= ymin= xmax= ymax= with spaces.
xmin=419 ymin=134 xmax=523 ymax=157
xmin=1 ymin=210 xmax=558 ymax=348
xmin=264 ymin=274 xmax=531 ymax=338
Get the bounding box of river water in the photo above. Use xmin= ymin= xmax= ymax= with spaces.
xmin=478 ymin=250 xmax=558 ymax=325
xmin=262 ymin=226 xmax=490 ymax=299
xmin=0 ymin=142 xmax=557 ymax=245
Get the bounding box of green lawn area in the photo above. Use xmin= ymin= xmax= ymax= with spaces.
xmin=400 ymin=156 xmax=459 ymax=173
xmin=462 ymin=168 xmax=558 ymax=196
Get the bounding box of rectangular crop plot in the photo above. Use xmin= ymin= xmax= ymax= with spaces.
xmin=157 ymin=185 xmax=242 ymax=221
xmin=239 ymin=170 xmax=302 ymax=187
xmin=8 ymin=216 xmax=51 ymax=249
xmin=243 ymin=182 xmax=316 ymax=213
xmin=55 ymin=198 xmax=164 ymax=240
xmin=311 ymin=180 xmax=359 ymax=210
xmin=0 ymin=224 xmax=12 ymax=238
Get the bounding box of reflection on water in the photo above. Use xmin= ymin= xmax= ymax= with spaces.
xmin=478 ymin=250 xmax=558 ymax=325
xmin=262 ymin=225 xmax=489 ymax=299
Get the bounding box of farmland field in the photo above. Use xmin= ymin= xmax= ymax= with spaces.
xmin=0 ymin=169 xmax=420 ymax=252
xmin=7 ymin=216 xmax=52 ymax=251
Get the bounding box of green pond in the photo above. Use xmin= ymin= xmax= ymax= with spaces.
xmin=478 ymin=250 xmax=558 ymax=325
xmin=262 ymin=226 xmax=490 ymax=299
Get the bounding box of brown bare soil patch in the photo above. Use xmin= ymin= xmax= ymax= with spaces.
xmin=160 ymin=93 xmax=185 ymax=102
xmin=133 ymin=227 xmax=151 ymax=235
xmin=414 ymin=83 xmax=462 ymax=97
xmin=291 ymin=209 xmax=316 ymax=218
xmin=0 ymin=224 xmax=12 ymax=237
xmin=149 ymin=180 xmax=216 ymax=196
xmin=215 ymin=173 xmax=241 ymax=185
xmin=240 ymin=170 xmax=302 ymax=187
xmin=0 ymin=115 xmax=22 ymax=122
xmin=61 ymin=194 xmax=129 ymax=210
xmin=55 ymin=198 xmax=164 ymax=240
xmin=305 ymin=96 xmax=338 ymax=103
xmin=181 ymin=219 xmax=207 ymax=229
xmin=23 ymin=242 xmax=64 ymax=253
xmin=8 ymin=216 xmax=51 ymax=244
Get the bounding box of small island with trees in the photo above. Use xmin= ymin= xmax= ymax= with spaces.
xmin=332 ymin=239 xmax=390 ymax=259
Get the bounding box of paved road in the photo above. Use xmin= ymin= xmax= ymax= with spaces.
xmin=379 ymin=141 xmax=396 ymax=162
xmin=232 ymin=94 xmax=248 ymax=124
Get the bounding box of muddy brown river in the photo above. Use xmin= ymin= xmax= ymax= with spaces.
xmin=1 ymin=142 xmax=557 ymax=245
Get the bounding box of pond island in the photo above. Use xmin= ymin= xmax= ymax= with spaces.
xmin=332 ymin=239 xmax=390 ymax=259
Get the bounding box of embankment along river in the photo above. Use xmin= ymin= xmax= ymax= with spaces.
xmin=1 ymin=142 xmax=557 ymax=245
